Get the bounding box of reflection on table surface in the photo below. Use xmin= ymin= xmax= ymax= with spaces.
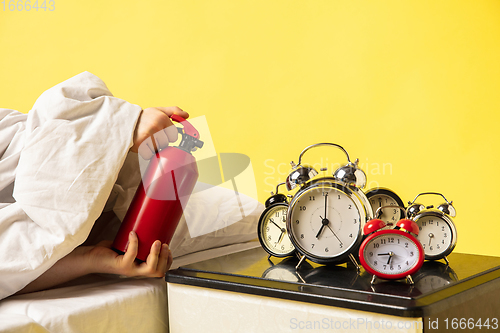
xmin=178 ymin=247 xmax=500 ymax=298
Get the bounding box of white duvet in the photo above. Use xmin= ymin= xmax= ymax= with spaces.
xmin=0 ymin=72 xmax=142 ymax=300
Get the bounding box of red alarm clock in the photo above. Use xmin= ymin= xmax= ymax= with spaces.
xmin=359 ymin=206 xmax=424 ymax=284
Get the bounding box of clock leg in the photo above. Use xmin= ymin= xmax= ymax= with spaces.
xmin=406 ymin=275 xmax=414 ymax=285
xmin=295 ymin=255 xmax=306 ymax=270
xmin=348 ymin=253 xmax=361 ymax=273
xmin=443 ymin=256 xmax=450 ymax=266
xmin=267 ymin=257 xmax=275 ymax=266
xmin=296 ymin=270 xmax=306 ymax=284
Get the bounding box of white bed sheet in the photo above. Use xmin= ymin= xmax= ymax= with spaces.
xmin=0 ymin=241 xmax=259 ymax=333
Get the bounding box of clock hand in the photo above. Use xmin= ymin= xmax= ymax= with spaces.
xmin=316 ymin=217 xmax=327 ymax=239
xmin=387 ymin=251 xmax=394 ymax=265
xmin=324 ymin=193 xmax=328 ymax=220
xmin=269 ymin=220 xmax=282 ymax=230
xmin=316 ymin=225 xmax=326 ymax=239
xmin=275 ymin=229 xmax=285 ymax=245
xmin=377 ymin=252 xmax=395 ymax=264
xmin=326 ymin=224 xmax=343 ymax=246
xmin=387 ymin=251 xmax=396 ymax=265
xmin=428 ymin=233 xmax=434 ymax=246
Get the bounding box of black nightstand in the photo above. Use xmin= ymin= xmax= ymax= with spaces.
xmin=166 ymin=248 xmax=500 ymax=332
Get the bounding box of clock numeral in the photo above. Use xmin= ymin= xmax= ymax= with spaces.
xmin=405 ymin=242 xmax=409 ymax=248
xmin=373 ymin=243 xmax=380 ymax=249
xmin=388 ymin=237 xmax=394 ymax=243
xmin=300 ymin=234 xmax=304 ymax=239
xmin=311 ymin=243 xmax=315 ymax=249
xmin=281 ymin=245 xmax=285 ymax=250
xmin=430 ymin=246 xmax=433 ymax=251
xmin=429 ymin=220 xmax=433 ymax=225
xmin=299 ymin=206 xmax=307 ymax=211
xmin=267 ymin=235 xmax=271 ymax=241
xmin=369 ymin=252 xmax=374 ymax=257
xmin=437 ymin=244 xmax=440 ymax=249
xmin=348 ymin=204 xmax=352 ymax=209
xmin=353 ymin=218 xmax=357 ymax=224
xmin=339 ymin=243 xmax=343 ymax=248
xmin=325 ymin=247 xmax=329 ymax=252
xmin=275 ymin=212 xmax=280 ymax=217
xmin=337 ymin=195 xmax=341 ymax=200
xmin=266 ymin=227 xmax=270 ymax=232
xmin=442 ymin=240 xmax=445 ymax=244
xmin=397 ymin=265 xmax=401 ymax=270
xmin=309 ymin=196 xmax=315 ymax=201
xmin=436 ymin=221 xmax=439 ymax=227
xmin=422 ymin=222 xmax=427 ymax=226
xmin=410 ymin=251 xmax=414 ymax=257
xmin=444 ymin=233 xmax=447 ymax=238
xmin=383 ymin=265 xmax=387 ymax=270
xmin=380 ymin=239 xmax=386 ymax=245
xmin=406 ymin=261 xmax=409 ymax=265
xmin=374 ymin=261 xmax=378 ymax=266
xmin=349 ymin=233 xmax=353 ymax=238
xmin=442 ymin=226 xmax=445 ymax=231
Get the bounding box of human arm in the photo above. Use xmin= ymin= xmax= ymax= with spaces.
xmin=17 ymin=231 xmax=172 ymax=294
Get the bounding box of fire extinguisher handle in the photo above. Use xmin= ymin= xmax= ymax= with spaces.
xmin=170 ymin=114 xmax=200 ymax=139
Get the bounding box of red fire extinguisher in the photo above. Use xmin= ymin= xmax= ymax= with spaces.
xmin=112 ymin=114 xmax=204 ymax=261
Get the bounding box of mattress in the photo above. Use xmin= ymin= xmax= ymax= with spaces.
xmin=0 ymin=241 xmax=260 ymax=333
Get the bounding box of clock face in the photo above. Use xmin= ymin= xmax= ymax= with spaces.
xmin=360 ymin=229 xmax=424 ymax=280
xmin=258 ymin=204 xmax=295 ymax=257
xmin=414 ymin=213 xmax=456 ymax=259
xmin=288 ymin=183 xmax=362 ymax=263
xmin=366 ymin=188 xmax=405 ymax=227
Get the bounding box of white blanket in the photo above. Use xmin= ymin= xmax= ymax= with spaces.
xmin=0 ymin=72 xmax=142 ymax=300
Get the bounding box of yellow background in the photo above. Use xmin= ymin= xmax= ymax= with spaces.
xmin=1 ymin=0 xmax=499 ymax=257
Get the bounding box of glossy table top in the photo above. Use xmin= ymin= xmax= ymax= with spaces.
xmin=166 ymin=247 xmax=500 ymax=317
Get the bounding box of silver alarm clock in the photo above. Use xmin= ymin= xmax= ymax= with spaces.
xmin=407 ymin=192 xmax=457 ymax=264
xmin=285 ymin=143 xmax=374 ymax=269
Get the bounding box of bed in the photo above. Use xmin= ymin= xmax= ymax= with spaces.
xmin=0 ymin=183 xmax=263 ymax=333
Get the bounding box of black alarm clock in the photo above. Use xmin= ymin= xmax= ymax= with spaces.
xmin=257 ymin=182 xmax=295 ymax=258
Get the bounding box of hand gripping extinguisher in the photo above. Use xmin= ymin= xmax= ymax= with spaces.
xmin=112 ymin=114 xmax=204 ymax=261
